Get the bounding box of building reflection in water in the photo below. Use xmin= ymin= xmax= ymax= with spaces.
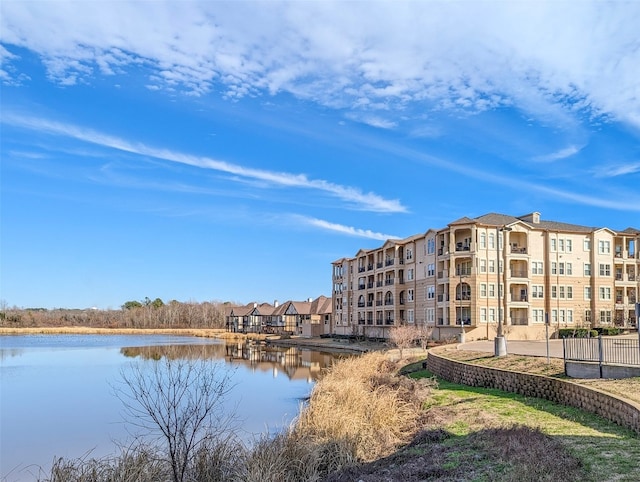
xmin=121 ymin=341 xmax=348 ymax=382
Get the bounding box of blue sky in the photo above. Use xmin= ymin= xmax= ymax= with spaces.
xmin=1 ymin=1 xmax=639 ymax=309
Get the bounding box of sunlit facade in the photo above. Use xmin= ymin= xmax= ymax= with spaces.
xmin=331 ymin=212 xmax=640 ymax=341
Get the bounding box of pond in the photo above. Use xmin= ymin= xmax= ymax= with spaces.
xmin=0 ymin=334 xmax=344 ymax=481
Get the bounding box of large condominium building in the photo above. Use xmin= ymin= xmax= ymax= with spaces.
xmin=331 ymin=212 xmax=640 ymax=341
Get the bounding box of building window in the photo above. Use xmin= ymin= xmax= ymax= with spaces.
xmin=584 ymin=286 xmax=591 ymax=300
xmin=406 ymin=248 xmax=413 ymax=260
xmin=480 ymin=232 xmax=486 ymax=249
xmin=480 ymin=259 xmax=487 ymax=273
xmin=407 ymin=268 xmax=414 ymax=280
xmin=584 ymin=263 xmax=591 ymax=276
xmin=584 ymin=238 xmax=591 ymax=251
xmin=532 ymin=285 xmax=544 ymax=299
xmin=599 ymin=264 xmax=611 ymax=276
xmin=480 ymin=308 xmax=487 ymax=323
xmin=551 ymin=262 xmax=557 ymax=275
xmin=489 ymin=308 xmax=496 ymax=322
xmin=551 ymin=238 xmax=557 ymax=251
xmin=551 ymin=309 xmax=558 ymax=324
xmin=559 ymin=263 xmax=565 ymax=275
xmin=551 ymin=286 xmax=557 ymax=298
xmin=566 ymin=239 xmax=573 ymax=252
xmin=488 ymin=284 xmax=495 ymax=297
xmin=532 ymin=261 xmax=543 ymax=275
xmin=480 ymin=283 xmax=487 ymax=297
xmin=600 ymin=310 xmax=612 ymax=323
xmin=566 ymin=286 xmax=573 ymax=299
xmin=427 ymin=238 xmax=435 ymax=254
xmin=598 ymin=240 xmax=611 ymax=254
xmin=407 ymin=309 xmax=414 ymax=323
xmin=427 ymin=286 xmax=435 ymax=299
xmin=559 ymin=239 xmax=564 ymax=252
xmin=566 ymin=263 xmax=572 ymax=275
xmin=585 ymin=310 xmax=592 ymax=322
xmin=427 ymin=263 xmax=435 ymax=276
xmin=599 ymin=287 xmax=611 ymax=300
xmin=488 ymin=233 xmax=495 ymax=249
xmin=533 ymin=309 xmax=544 ymax=323
xmin=567 ymin=310 xmax=574 ymax=323
xmin=407 ymin=289 xmax=414 ymax=302
xmin=489 ymin=260 xmax=495 ymax=273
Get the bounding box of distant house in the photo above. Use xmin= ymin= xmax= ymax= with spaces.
xmin=225 ymin=296 xmax=331 ymax=336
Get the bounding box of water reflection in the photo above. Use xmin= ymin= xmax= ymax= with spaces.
xmin=120 ymin=341 xmax=345 ymax=382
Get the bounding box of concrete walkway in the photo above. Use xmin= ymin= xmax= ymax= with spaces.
xmin=459 ymin=339 xmax=564 ymax=358
xmin=460 ymin=334 xmax=640 ymax=359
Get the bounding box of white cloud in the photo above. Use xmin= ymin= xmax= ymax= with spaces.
xmin=592 ymin=162 xmax=640 ymax=178
xmin=295 ymin=215 xmax=400 ymax=241
xmin=2 ymin=2 xmax=639 ymax=129
xmin=533 ymin=145 xmax=583 ymax=163
xmin=2 ymin=112 xmax=406 ymax=213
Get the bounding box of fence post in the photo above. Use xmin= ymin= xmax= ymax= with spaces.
xmin=598 ymin=335 xmax=603 ymax=379
xmin=562 ymin=337 xmax=567 ymax=376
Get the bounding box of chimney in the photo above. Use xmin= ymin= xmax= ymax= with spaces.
xmin=274 ymin=300 xmax=279 ymax=307
xmin=308 ymin=297 xmax=313 ymax=302
xmin=253 ymin=302 xmax=257 ymax=308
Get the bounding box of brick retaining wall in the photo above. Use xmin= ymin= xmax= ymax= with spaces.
xmin=426 ymin=348 xmax=640 ymax=434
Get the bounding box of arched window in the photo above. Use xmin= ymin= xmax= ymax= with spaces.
xmin=385 ymin=291 xmax=394 ymax=305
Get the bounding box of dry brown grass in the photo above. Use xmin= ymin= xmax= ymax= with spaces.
xmin=295 ymin=352 xmax=435 ymax=462
xmin=0 ymin=326 xmax=268 ymax=341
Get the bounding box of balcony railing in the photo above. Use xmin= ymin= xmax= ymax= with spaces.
xmin=455 ymin=269 xmax=472 ymax=276
xmin=358 ymin=284 xmax=366 ymax=290
xmin=357 ymin=302 xmax=365 ymax=308
xmin=385 ymin=318 xmax=395 ymax=325
xmin=368 ymin=264 xmax=374 ymax=271
xmin=510 ymin=270 xmax=528 ymax=278
xmin=358 ymin=266 xmax=366 ymax=273
xmin=510 ymin=246 xmax=527 ymax=254
xmin=367 ymin=282 xmax=374 ymax=289
xmin=511 ymin=317 xmax=528 ymax=325
xmin=384 ymin=300 xmax=394 ymax=306
xmin=385 ymin=279 xmax=394 ymax=286
xmin=510 ymin=294 xmax=528 ymax=302
xmin=455 ymin=318 xmax=472 ymax=326
xmin=455 ymin=243 xmax=470 ymax=251
xmin=367 ymin=301 xmax=373 ymax=307
xmin=376 ymin=262 xmax=383 ymax=268
xmin=376 ymin=301 xmax=383 ymax=306
xmin=376 ymin=281 xmax=383 ymax=287
xmin=385 ymin=259 xmax=394 ymax=266
xmin=455 ymin=294 xmax=471 ymax=301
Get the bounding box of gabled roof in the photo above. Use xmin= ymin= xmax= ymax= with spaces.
xmin=448 ymin=216 xmax=476 ymax=226
xmin=620 ymin=227 xmax=640 ymax=235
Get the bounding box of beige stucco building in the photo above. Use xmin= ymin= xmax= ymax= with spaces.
xmin=331 ymin=212 xmax=640 ymax=341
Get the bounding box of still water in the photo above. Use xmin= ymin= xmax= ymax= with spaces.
xmin=0 ymin=334 xmax=343 ymax=481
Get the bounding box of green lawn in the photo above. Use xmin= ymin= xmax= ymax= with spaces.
xmin=407 ymin=369 xmax=640 ymax=482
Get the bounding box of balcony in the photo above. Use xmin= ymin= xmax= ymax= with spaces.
xmin=384 ymin=300 xmax=394 ymax=306
xmin=358 ymin=318 xmax=365 ymax=325
xmin=385 ymin=279 xmax=394 ymax=286
xmin=366 ymin=301 xmax=373 ymax=307
xmin=511 ymin=317 xmax=528 ymax=326
xmin=367 ymin=282 xmax=374 ymax=289
xmin=385 ymin=259 xmax=394 ymax=266
xmin=376 ymin=281 xmax=383 ymax=287
xmin=629 ymin=274 xmax=636 ymax=281
xmin=376 ymin=262 xmax=383 ymax=269
xmin=357 ymin=302 xmax=365 ymax=308
xmin=455 ymin=243 xmax=470 ymax=252
xmin=455 ymin=294 xmax=471 ymax=301
xmin=510 ymin=246 xmax=528 ymax=254
xmin=385 ymin=318 xmax=395 ymax=325
xmin=358 ymin=284 xmax=366 ymax=290
xmin=366 ymin=318 xmax=374 ymax=325
xmin=368 ymin=264 xmax=374 ymax=271
xmin=376 ymin=301 xmax=383 ymax=306
xmin=510 ymin=294 xmax=528 ymax=302
xmin=455 ymin=318 xmax=472 ymax=326
xmin=510 ymin=270 xmax=528 ymax=278
xmin=358 ymin=266 xmax=366 ymax=273
xmin=455 ymin=268 xmax=471 ymax=276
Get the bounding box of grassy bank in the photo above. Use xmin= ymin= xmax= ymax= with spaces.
xmin=0 ymin=326 xmax=267 ymax=341
xmin=36 ymin=352 xmax=640 ymax=481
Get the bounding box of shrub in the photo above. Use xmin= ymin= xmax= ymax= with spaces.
xmin=558 ymin=328 xmax=598 ymax=338
xmin=594 ymin=327 xmax=621 ymax=336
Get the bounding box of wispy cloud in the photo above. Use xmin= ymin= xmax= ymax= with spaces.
xmin=532 ymin=145 xmax=583 ymax=163
xmin=2 ymin=2 xmax=639 ymax=129
xmin=592 ymin=162 xmax=640 ymax=178
xmin=295 ymin=215 xmax=400 ymax=241
xmin=2 ymin=112 xmax=406 ymax=213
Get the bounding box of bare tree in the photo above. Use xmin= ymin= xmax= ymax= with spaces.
xmin=388 ymin=325 xmax=418 ymax=359
xmin=415 ymin=324 xmax=434 ymax=350
xmin=116 ymin=358 xmax=237 ymax=482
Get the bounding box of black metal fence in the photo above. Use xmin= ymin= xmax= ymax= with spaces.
xmin=563 ymin=336 xmax=640 ymax=367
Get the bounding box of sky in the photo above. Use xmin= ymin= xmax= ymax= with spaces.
xmin=1 ymin=1 xmax=640 ymax=310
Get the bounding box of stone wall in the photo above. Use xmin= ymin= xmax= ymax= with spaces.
xmin=427 ymin=348 xmax=640 ymax=434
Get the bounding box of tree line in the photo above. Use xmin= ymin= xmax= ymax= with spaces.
xmin=0 ymin=298 xmax=231 ymax=330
